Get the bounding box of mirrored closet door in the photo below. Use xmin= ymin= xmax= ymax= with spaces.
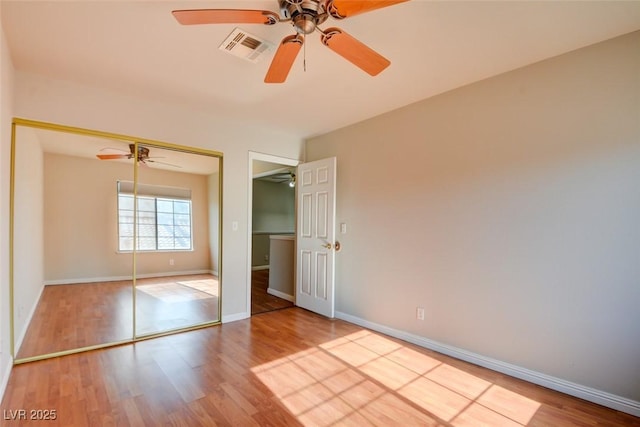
xmin=132 ymin=143 xmax=221 ymax=337
xmin=11 ymin=120 xmax=222 ymax=363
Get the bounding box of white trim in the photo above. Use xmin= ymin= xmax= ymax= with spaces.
xmin=267 ymin=288 xmax=294 ymax=302
xmin=118 ymin=181 xmax=191 ymax=199
xmin=252 ymin=265 xmax=270 ymax=271
xmin=335 ymin=311 xmax=640 ymax=418
xmin=247 ymin=151 xmax=300 ymax=316
xmin=222 ymin=312 xmax=250 ymax=323
xmin=43 ymin=269 xmax=212 ymax=286
xmin=0 ymin=357 xmax=13 ymax=404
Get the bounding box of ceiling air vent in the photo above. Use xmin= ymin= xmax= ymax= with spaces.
xmin=218 ymin=28 xmax=273 ymax=63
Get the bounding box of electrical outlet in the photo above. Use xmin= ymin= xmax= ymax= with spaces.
xmin=169 ymin=258 xmax=175 ymax=266
xmin=416 ymin=307 xmax=425 ymax=321
xmin=264 ymin=254 xmax=269 ymax=261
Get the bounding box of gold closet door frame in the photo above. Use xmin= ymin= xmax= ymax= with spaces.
xmin=9 ymin=118 xmax=224 ymax=364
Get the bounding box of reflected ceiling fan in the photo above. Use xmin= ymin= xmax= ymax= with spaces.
xmin=271 ymin=171 xmax=297 ymax=187
xmin=172 ymin=0 xmax=408 ymax=83
xmin=257 ymin=169 xmax=297 ymax=186
xmin=96 ymin=144 xmax=181 ymax=168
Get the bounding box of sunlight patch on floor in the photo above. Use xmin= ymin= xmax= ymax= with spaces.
xmin=178 ymin=278 xmax=219 ymax=297
xmin=251 ymin=330 xmax=541 ymax=426
xmin=137 ymin=278 xmax=218 ymax=302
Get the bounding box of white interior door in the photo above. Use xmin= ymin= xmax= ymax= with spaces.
xmin=296 ymin=157 xmax=337 ymax=318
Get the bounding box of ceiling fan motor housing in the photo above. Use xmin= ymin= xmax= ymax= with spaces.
xmin=280 ymin=0 xmax=329 ymax=34
xmin=129 ymin=143 xmax=150 ymax=161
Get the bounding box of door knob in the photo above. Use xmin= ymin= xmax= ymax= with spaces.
xmin=322 ymin=243 xmax=332 ymax=249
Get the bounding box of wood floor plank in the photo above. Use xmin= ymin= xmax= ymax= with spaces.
xmin=251 ymin=269 xmax=294 ymax=315
xmin=120 ymin=397 xmax=145 ymax=427
xmin=2 ymin=308 xmax=639 ymax=426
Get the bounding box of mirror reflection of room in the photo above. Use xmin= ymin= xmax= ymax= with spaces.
xmin=133 ymin=145 xmax=220 ymax=337
xmin=12 ymin=124 xmax=221 ymax=362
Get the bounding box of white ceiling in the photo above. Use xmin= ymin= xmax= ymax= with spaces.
xmin=21 ymin=126 xmax=220 ymax=175
xmin=2 ymin=1 xmax=640 ymax=140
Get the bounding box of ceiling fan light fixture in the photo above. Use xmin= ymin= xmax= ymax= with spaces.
xmin=173 ymin=0 xmax=406 ymax=83
xmin=280 ymin=0 xmax=328 ymax=34
xmin=293 ymin=14 xmax=316 ymax=34
xmin=131 ymin=144 xmax=150 ymax=162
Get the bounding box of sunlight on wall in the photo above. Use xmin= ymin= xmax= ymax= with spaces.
xmin=251 ymin=330 xmax=541 ymax=426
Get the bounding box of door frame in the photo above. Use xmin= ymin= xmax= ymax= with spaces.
xmin=246 ymin=151 xmax=300 ymax=317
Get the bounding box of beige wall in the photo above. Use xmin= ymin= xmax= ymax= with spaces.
xmin=12 ymin=127 xmax=44 ymax=347
xmin=0 ymin=13 xmax=15 ymax=395
xmin=43 ymin=152 xmax=212 ymax=282
xmin=12 ymin=71 xmax=305 ymax=320
xmin=252 ymin=180 xmax=295 ymax=233
xmin=268 ymin=236 xmax=295 ymax=297
xmin=307 ymin=31 xmax=640 ymax=404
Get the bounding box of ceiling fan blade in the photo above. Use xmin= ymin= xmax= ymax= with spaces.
xmin=265 ymin=35 xmax=304 ymax=84
xmin=96 ymin=154 xmax=130 ymax=160
xmin=328 ymin=0 xmax=408 ymax=19
xmin=321 ymin=28 xmax=390 ymax=76
xmin=172 ymin=9 xmax=280 ymax=25
xmin=99 ymin=146 xmax=129 ymax=153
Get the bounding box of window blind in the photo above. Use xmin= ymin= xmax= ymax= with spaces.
xmin=117 ymin=181 xmax=191 ymax=200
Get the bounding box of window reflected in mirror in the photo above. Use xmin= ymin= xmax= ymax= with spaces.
xmin=11 ymin=121 xmax=222 ymax=363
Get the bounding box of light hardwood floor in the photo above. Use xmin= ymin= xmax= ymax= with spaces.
xmin=16 ymin=274 xmax=219 ymax=360
xmin=251 ymin=269 xmax=294 ymax=315
xmin=2 ymin=308 xmax=638 ymax=426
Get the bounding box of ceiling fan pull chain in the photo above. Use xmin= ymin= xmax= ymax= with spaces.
xmin=172 ymin=0 xmax=405 ymax=83
xmin=303 ymin=15 xmax=307 ymax=72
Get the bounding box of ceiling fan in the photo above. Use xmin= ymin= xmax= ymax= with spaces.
xmin=96 ymin=144 xmax=181 ymax=168
xmin=172 ymin=0 xmax=408 ymax=83
xmin=270 ymin=171 xmax=297 ymax=187
xmin=257 ymin=169 xmax=297 ymax=186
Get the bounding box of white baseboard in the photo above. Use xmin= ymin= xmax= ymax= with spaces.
xmin=251 ymin=265 xmax=270 ymax=271
xmin=335 ymin=311 xmax=640 ymax=418
xmin=222 ymin=312 xmax=250 ymax=323
xmin=267 ymin=288 xmax=294 ymax=302
xmin=44 ymin=269 xmax=212 ymax=285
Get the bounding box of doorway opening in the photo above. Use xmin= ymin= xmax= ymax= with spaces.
xmin=247 ymin=152 xmax=299 ymax=316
